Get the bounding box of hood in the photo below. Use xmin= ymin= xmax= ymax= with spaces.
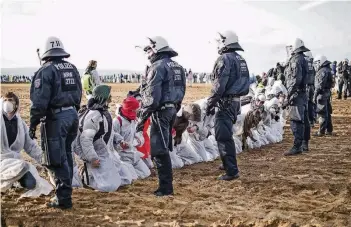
xmin=292 ymin=46 xmax=310 ymax=54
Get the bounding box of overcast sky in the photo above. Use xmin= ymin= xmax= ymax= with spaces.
xmin=1 ymin=0 xmax=350 ymax=74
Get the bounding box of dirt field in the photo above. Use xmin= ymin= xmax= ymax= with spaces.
xmin=1 ymin=83 xmax=351 ymax=227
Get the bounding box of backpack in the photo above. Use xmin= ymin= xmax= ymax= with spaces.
xmin=78 ymin=105 xmax=112 ymax=144
xmin=81 ymin=73 xmax=94 ymax=94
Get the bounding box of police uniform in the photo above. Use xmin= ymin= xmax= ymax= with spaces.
xmin=313 ymin=59 xmax=333 ymax=135
xmin=206 ymin=32 xmax=250 ymax=180
xmin=29 ymin=37 xmax=82 ymax=209
xmin=138 ymin=37 xmax=186 ymax=196
xmin=337 ymin=61 xmax=349 ymax=99
xmin=306 ymin=58 xmax=316 ymax=126
xmin=284 ymin=43 xmax=310 ymax=155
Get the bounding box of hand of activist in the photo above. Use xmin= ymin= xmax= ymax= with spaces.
xmin=173 ymin=136 xmax=182 ymax=147
xmin=91 ymin=159 xmax=101 ymax=168
xmin=29 ymin=127 xmax=37 ymax=140
xmin=120 ymin=141 xmax=129 ymax=150
xmin=187 ymin=125 xmax=198 ymax=133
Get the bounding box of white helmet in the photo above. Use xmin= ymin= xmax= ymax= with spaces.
xmin=286 ymin=38 xmax=310 ymax=57
xmin=140 ymin=36 xmax=177 ymax=56
xmin=215 ymin=30 xmax=244 ymax=52
xmin=314 ymin=55 xmax=330 ymax=68
xmin=41 ymin=36 xmax=70 ymax=61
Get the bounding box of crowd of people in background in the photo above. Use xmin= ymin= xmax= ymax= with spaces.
xmin=0 ymin=75 xmax=32 ymax=83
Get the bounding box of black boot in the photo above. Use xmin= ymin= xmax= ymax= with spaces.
xmin=47 ymin=199 xmax=72 ymax=209
xmin=302 ymin=141 xmax=309 ymax=152
xmin=154 ymin=189 xmax=173 ymax=197
xmin=217 ymin=173 xmax=239 ymax=181
xmin=284 ymin=146 xmax=302 ymax=156
xmin=313 ymin=131 xmax=325 ymax=137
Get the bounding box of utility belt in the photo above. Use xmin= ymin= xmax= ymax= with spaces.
xmin=221 ymin=95 xmax=240 ymax=102
xmin=158 ymin=103 xmax=175 ymax=111
xmin=52 ymin=106 xmax=74 ymax=114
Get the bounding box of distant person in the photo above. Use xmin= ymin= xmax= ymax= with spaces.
xmin=81 ymin=60 xmax=101 ymax=101
xmin=188 ymin=69 xmax=193 ymax=87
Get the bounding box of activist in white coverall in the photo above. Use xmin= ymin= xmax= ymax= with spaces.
xmin=73 ymin=85 xmax=122 ymax=192
xmin=0 ymin=93 xmax=53 ymax=197
xmin=113 ymin=97 xmax=151 ymax=179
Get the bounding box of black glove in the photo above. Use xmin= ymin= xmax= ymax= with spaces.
xmin=174 ymin=136 xmax=182 ymax=147
xmin=274 ymin=115 xmax=280 ymax=121
xmin=29 ymin=127 xmax=37 ymax=140
xmin=136 ymin=120 xmax=145 ymax=132
xmin=206 ymin=106 xmax=216 ymax=116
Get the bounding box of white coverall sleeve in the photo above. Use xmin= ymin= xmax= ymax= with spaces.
xmin=197 ymin=123 xmax=209 ymax=141
xmin=22 ymin=121 xmax=42 ymax=163
xmin=112 ymin=118 xmax=124 ymax=151
xmin=133 ymin=131 xmax=145 ymax=147
xmin=80 ymin=113 xmax=101 ymax=162
xmin=91 ymin=70 xmax=101 ymax=86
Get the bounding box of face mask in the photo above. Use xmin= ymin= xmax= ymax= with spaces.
xmin=3 ymin=101 xmax=14 ymax=113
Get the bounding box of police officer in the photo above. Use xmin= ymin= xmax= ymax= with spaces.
xmin=29 ymin=36 xmax=82 ymax=209
xmin=337 ymin=59 xmax=349 ymax=100
xmin=313 ymin=55 xmax=334 ymax=136
xmin=136 ymin=36 xmax=186 ymax=196
xmin=284 ymin=38 xmax=310 ymax=155
xmin=305 ymin=51 xmax=316 ymax=127
xmin=206 ymin=31 xmax=250 ymax=180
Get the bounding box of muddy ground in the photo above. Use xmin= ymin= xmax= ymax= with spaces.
xmin=1 ymin=83 xmax=350 ymax=227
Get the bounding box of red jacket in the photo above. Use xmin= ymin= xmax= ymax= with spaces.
xmin=136 ymin=118 xmax=151 ymax=159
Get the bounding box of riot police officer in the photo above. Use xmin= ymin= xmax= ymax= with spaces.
xmin=29 ymin=36 xmax=82 ymax=209
xmin=305 ymin=51 xmax=316 ymax=127
xmin=284 ymin=38 xmax=310 ymax=155
xmin=313 ymin=55 xmax=334 ymax=136
xmin=206 ymin=31 xmax=250 ymax=180
xmin=137 ymin=36 xmax=186 ymax=196
xmin=337 ymin=59 xmax=349 ymax=99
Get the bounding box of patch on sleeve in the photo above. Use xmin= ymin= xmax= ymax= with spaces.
xmin=34 ymin=78 xmax=41 ymax=88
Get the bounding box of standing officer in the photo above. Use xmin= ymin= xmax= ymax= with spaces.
xmin=313 ymin=55 xmax=334 ymax=136
xmin=29 ymin=36 xmax=82 ymax=209
xmin=284 ymin=38 xmax=310 ymax=155
xmin=305 ymin=51 xmax=316 ymax=127
xmin=206 ymin=31 xmax=250 ymax=180
xmin=137 ymin=36 xmax=186 ymax=196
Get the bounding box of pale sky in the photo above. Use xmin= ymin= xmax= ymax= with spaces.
xmin=1 ymin=0 xmax=350 ymax=74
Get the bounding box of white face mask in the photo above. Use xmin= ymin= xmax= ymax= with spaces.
xmin=3 ymin=101 xmax=14 ymax=113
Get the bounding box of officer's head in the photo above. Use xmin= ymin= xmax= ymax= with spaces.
xmin=286 ymin=38 xmax=309 ymax=56
xmin=41 ymin=36 xmax=70 ymax=61
xmin=314 ymin=55 xmax=330 ymax=70
xmin=1 ymin=92 xmax=19 ymax=116
xmin=215 ymin=30 xmax=244 ymax=53
xmin=304 ymin=51 xmax=313 ymax=61
xmin=344 ymin=58 xmax=349 ymax=65
xmin=141 ymin=36 xmax=178 ymax=61
xmin=92 ymin=85 xmax=112 ymax=105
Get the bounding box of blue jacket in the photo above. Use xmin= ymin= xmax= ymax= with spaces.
xmin=207 ymin=50 xmax=250 ymax=109
xmin=30 ymin=59 xmax=82 ymax=128
xmin=140 ymin=53 xmax=186 ymax=117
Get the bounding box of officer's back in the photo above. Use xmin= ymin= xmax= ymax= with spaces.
xmin=29 ymin=36 xmax=82 ymax=209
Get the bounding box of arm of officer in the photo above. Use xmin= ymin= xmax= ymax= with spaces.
xmin=79 ymin=112 xmax=101 ymax=162
xmin=286 ymin=58 xmax=303 ymax=101
xmin=29 ymin=67 xmax=52 ymax=129
xmin=141 ymin=66 xmax=164 ymax=115
xmin=22 ymin=121 xmax=42 ymax=163
xmin=313 ymin=70 xmax=326 ymax=100
xmin=207 ymin=55 xmax=230 ymax=109
xmin=74 ymin=66 xmax=83 ymax=110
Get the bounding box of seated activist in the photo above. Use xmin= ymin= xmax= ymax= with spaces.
xmin=113 ymin=96 xmax=151 ymax=179
xmin=0 ymin=92 xmax=53 ymax=196
xmin=72 ymin=85 xmax=122 ymax=192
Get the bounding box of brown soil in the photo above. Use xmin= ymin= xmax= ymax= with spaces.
xmin=1 ymin=83 xmax=350 ymax=227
